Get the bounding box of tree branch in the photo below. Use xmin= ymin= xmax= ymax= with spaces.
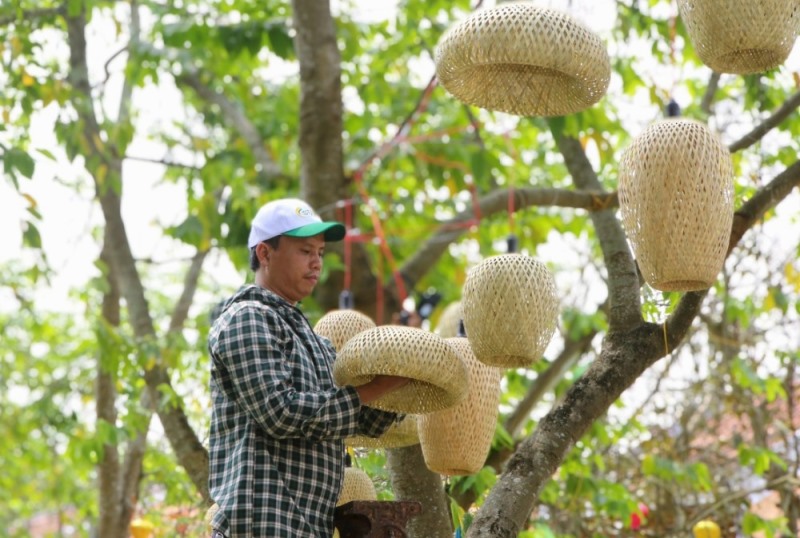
xmin=552 ymin=133 xmax=643 ymax=331
xmin=0 ymin=6 xmax=63 ymax=27
xmin=399 ymin=186 xmax=618 ymax=287
xmin=700 ymin=71 xmax=720 ymax=115
xmin=728 ymin=90 xmax=800 ymax=153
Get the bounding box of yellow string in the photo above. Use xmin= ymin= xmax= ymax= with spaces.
xmin=662 ymin=322 xmax=670 ymax=355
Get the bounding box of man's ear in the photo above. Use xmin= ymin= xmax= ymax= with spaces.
xmin=257 ymin=242 xmax=270 ymax=266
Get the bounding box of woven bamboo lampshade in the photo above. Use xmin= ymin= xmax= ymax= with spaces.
xmin=618 ymin=118 xmax=734 ymax=291
xmin=333 ymin=326 xmax=469 ymax=414
xmin=434 ymin=301 xmax=463 ymax=338
xmin=336 ymin=467 xmax=377 ymax=507
xmin=418 ymin=338 xmax=503 ymax=476
xmin=678 ymin=0 xmax=800 ymax=74
xmin=314 ymin=309 xmax=376 ymax=351
xmin=462 ymin=254 xmax=559 ymax=368
xmin=204 ymin=503 xmax=218 ymax=534
xmin=346 ymin=415 xmax=419 ymax=449
xmin=434 ymin=2 xmax=611 ymax=117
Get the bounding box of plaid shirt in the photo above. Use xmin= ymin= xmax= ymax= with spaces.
xmin=208 ymin=285 xmax=398 ymax=537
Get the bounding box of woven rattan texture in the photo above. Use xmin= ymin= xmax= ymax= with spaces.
xmin=619 ymin=118 xmax=734 ymax=291
xmin=346 ymin=415 xmax=420 ymax=449
xmin=435 ymin=2 xmax=610 ymax=116
xmin=333 ymin=326 xmax=469 ymax=414
xmin=462 ymin=254 xmax=559 ymax=368
xmin=336 ymin=467 xmax=377 ymax=507
xmin=204 ymin=503 xmax=218 ymax=533
xmin=678 ymin=0 xmax=800 ymax=74
xmin=434 ymin=301 xmax=463 ymax=338
xmin=314 ymin=309 xmax=376 ymax=352
xmin=418 ymin=338 xmax=503 ymax=476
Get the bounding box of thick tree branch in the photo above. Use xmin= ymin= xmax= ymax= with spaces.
xmin=553 ymin=133 xmax=643 ymax=331
xmin=700 ymin=71 xmax=720 ymax=115
xmin=467 ymin=159 xmax=800 ymax=537
xmin=399 ymin=186 xmax=618 ymax=288
xmin=728 ymin=90 xmax=800 ymax=153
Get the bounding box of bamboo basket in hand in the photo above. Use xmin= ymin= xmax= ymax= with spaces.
xmin=333 ymin=326 xmax=469 ymax=414
xmin=462 ymin=254 xmax=559 ymax=368
xmin=346 ymin=415 xmax=419 ymax=449
xmin=678 ymin=0 xmax=800 ymax=74
xmin=314 ymin=309 xmax=376 ymax=351
xmin=418 ymin=338 xmax=503 ymax=476
xmin=435 ymin=2 xmax=610 ymax=116
xmin=618 ymin=118 xmax=734 ymax=292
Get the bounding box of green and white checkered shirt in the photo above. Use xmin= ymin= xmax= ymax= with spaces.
xmin=208 ymin=285 xmax=398 ymax=537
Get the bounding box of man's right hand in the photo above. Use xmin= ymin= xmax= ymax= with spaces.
xmin=354 ymin=375 xmax=412 ymax=404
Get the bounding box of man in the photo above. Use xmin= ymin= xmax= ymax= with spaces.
xmin=208 ymin=198 xmax=409 ymax=538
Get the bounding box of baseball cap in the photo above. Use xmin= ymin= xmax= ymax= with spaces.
xmin=247 ymin=198 xmax=346 ymax=248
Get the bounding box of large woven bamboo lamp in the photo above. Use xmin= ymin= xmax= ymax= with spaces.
xmin=435 ymin=2 xmax=611 ymax=116
xmin=333 ymin=326 xmax=469 ymax=414
xmin=618 ymin=118 xmax=734 ymax=291
xmin=418 ymin=338 xmax=503 ymax=476
xmin=462 ymin=254 xmax=559 ymax=368
xmin=314 ymin=309 xmax=376 ymax=351
xmin=678 ymin=0 xmax=800 ymax=74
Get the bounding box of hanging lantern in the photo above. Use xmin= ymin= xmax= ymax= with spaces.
xmin=434 ymin=301 xmax=463 ymax=338
xmin=418 ymin=338 xmax=503 ymax=475
xmin=130 ymin=518 xmax=155 ymax=538
xmin=333 ymin=326 xmax=469 ymax=414
xmin=204 ymin=504 xmax=219 ymax=534
xmin=336 ymin=467 xmax=378 ymax=506
xmin=346 ymin=415 xmax=419 ymax=449
xmin=462 ymin=254 xmax=559 ymax=368
xmin=435 ymin=2 xmax=610 ymax=117
xmin=678 ymin=0 xmax=800 ymax=74
xmin=693 ymin=519 xmax=721 ymax=538
xmin=314 ymin=309 xmax=376 ymax=352
xmin=618 ymin=118 xmax=734 ymax=292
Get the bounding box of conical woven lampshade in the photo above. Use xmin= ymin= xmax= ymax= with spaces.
xmin=462 ymin=254 xmax=559 ymax=368
xmin=336 ymin=467 xmax=377 ymax=507
xmin=618 ymin=118 xmax=734 ymax=291
xmin=314 ymin=309 xmax=376 ymax=351
xmin=333 ymin=326 xmax=469 ymax=414
xmin=434 ymin=301 xmax=463 ymax=338
xmin=418 ymin=338 xmax=503 ymax=476
xmin=678 ymin=0 xmax=800 ymax=74
xmin=435 ymin=2 xmax=610 ymax=117
xmin=346 ymin=415 xmax=419 ymax=449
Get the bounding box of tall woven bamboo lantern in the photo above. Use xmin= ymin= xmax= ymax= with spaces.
xmin=434 ymin=301 xmax=463 ymax=338
xmin=435 ymin=2 xmax=611 ymax=116
xmin=618 ymin=118 xmax=734 ymax=291
xmin=462 ymin=254 xmax=559 ymax=368
xmin=678 ymin=0 xmax=800 ymax=74
xmin=418 ymin=338 xmax=503 ymax=475
xmin=333 ymin=326 xmax=469 ymax=414
xmin=314 ymin=309 xmax=376 ymax=351
xmin=336 ymin=467 xmax=377 ymax=506
xmin=346 ymin=415 xmax=419 ymax=449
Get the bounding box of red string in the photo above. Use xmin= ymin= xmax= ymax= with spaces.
xmin=375 ymin=244 xmax=384 ymax=325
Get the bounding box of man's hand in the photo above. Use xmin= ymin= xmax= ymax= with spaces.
xmin=354 ymin=375 xmax=412 ymax=404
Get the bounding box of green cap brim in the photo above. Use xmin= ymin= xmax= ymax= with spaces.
xmin=283 ymin=222 xmax=346 ymax=242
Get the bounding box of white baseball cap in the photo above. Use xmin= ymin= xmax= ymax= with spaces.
xmin=247 ymin=198 xmax=346 ymax=248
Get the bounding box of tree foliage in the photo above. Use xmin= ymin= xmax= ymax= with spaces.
xmin=2 ymin=0 xmax=800 ymax=536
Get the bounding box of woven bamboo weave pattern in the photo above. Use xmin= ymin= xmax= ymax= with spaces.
xmin=333 ymin=326 xmax=469 ymax=414
xmin=346 ymin=415 xmax=419 ymax=449
xmin=618 ymin=118 xmax=734 ymax=292
xmin=204 ymin=503 xmax=218 ymax=533
xmin=314 ymin=309 xmax=376 ymax=351
xmin=462 ymin=254 xmax=559 ymax=368
xmin=435 ymin=2 xmax=610 ymax=116
xmin=678 ymin=0 xmax=800 ymax=74
xmin=336 ymin=467 xmax=377 ymax=507
xmin=434 ymin=301 xmax=463 ymax=338
xmin=418 ymin=338 xmax=503 ymax=476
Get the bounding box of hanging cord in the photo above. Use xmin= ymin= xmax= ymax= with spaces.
xmin=339 ymin=198 xmax=355 ymax=310
xmin=666 ymin=2 xmax=682 ymax=117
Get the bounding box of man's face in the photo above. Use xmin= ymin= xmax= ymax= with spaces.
xmin=262 ymin=234 xmax=326 ymax=303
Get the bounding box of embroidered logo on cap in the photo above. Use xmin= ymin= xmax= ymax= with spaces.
xmin=296 ymin=206 xmax=315 ymax=218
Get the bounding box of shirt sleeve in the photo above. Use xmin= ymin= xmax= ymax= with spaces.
xmin=355 ymin=407 xmax=401 ymax=438
xmin=213 ymin=302 xmax=363 ymax=441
